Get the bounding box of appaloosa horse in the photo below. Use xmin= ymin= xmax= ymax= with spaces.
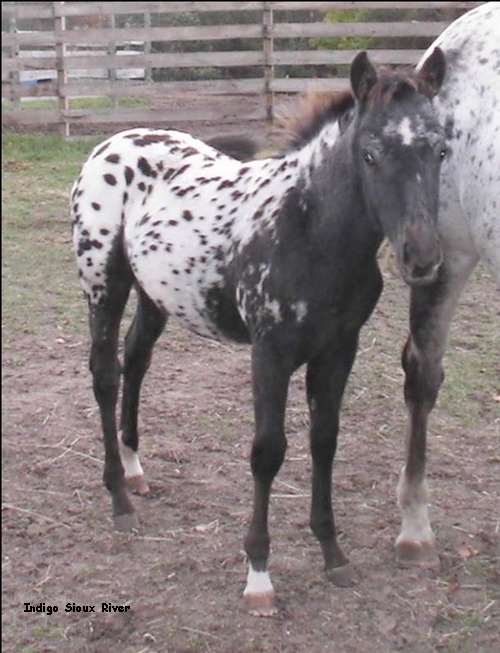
xmin=71 ymin=50 xmax=447 ymax=614
xmin=395 ymin=2 xmax=500 ymax=569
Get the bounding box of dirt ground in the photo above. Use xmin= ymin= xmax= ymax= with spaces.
xmin=2 ymin=262 xmax=499 ymax=653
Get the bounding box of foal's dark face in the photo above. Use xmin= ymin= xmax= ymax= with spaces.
xmin=356 ymin=93 xmax=446 ymax=285
xmin=350 ymin=50 xmax=447 ymax=286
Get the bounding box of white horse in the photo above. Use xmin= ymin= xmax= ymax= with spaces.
xmin=396 ymin=1 xmax=500 ymax=567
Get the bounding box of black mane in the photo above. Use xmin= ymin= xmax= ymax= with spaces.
xmin=278 ymin=91 xmax=355 ymax=152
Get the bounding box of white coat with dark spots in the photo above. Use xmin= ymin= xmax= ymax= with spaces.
xmin=397 ymin=1 xmax=500 ymax=570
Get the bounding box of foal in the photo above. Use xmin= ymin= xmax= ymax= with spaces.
xmin=71 ymin=50 xmax=446 ymax=614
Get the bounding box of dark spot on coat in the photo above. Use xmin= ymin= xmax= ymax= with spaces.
xmin=104 ymin=173 xmax=117 ymax=186
xmin=77 ymin=238 xmax=104 ymax=257
xmin=124 ymin=166 xmax=134 ymax=185
xmin=175 ymin=186 xmax=196 ymax=197
xmin=170 ymin=164 xmax=191 ymax=181
xmin=138 ymin=156 xmax=157 ymax=178
xmin=133 ymin=134 xmax=172 ymax=147
xmin=182 ymin=147 xmax=198 ymax=158
xmin=92 ymin=142 xmax=110 ymax=158
xmin=217 ymin=179 xmax=234 ymax=190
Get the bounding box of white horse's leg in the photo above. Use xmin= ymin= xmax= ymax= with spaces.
xmin=397 ymin=251 xmax=478 ymax=566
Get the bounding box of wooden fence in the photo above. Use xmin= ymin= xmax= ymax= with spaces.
xmin=2 ymin=1 xmax=483 ymax=139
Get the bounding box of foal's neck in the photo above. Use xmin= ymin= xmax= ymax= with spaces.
xmin=297 ymin=120 xmax=383 ymax=254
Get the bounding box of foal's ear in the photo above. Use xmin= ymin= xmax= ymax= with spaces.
xmin=417 ymin=47 xmax=446 ymax=98
xmin=350 ymin=51 xmax=378 ymax=106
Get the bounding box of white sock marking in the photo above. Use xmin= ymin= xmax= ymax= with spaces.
xmin=119 ymin=432 xmax=144 ymax=479
xmin=243 ymin=565 xmax=274 ymax=597
xmin=396 ymin=466 xmax=434 ymax=544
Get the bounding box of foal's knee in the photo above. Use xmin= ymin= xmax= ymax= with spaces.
xmin=250 ymin=435 xmax=287 ymax=479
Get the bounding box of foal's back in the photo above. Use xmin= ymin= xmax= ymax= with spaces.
xmin=71 ymin=127 xmax=302 ymax=340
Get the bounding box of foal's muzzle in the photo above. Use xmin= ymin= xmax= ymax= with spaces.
xmin=397 ymin=221 xmax=443 ymax=286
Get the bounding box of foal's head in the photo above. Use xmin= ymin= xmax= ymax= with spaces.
xmin=349 ymin=49 xmax=446 ymax=285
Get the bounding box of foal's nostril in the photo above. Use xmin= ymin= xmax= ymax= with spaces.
xmin=400 ymin=235 xmax=442 ymax=285
xmin=402 ymin=242 xmax=412 ymax=267
xmin=412 ymin=261 xmax=435 ymax=279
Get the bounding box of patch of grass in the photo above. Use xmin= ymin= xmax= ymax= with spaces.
xmin=2 ymin=96 xmax=149 ymax=110
xmin=436 ymin=269 xmax=499 ymax=427
xmin=463 ymin=556 xmax=492 ymax=579
xmin=29 ymin=624 xmax=64 ymax=640
xmin=2 ymin=133 xmax=104 ymax=340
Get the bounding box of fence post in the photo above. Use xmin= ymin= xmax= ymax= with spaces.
xmin=53 ymin=1 xmax=69 ymax=137
xmin=263 ymin=1 xmax=274 ymax=129
xmin=144 ymin=10 xmax=153 ymax=84
xmin=109 ymin=12 xmax=118 ymax=108
xmin=8 ymin=16 xmax=21 ymax=112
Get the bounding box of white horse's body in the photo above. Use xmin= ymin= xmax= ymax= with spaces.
xmin=397 ymin=2 xmax=500 ymax=566
xmin=422 ymin=1 xmax=500 ymax=280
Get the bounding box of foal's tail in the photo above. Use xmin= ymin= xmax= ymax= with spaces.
xmin=206 ymin=134 xmax=260 ymax=161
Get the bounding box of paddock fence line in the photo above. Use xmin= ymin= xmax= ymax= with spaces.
xmin=2 ymin=1 xmax=483 ymax=139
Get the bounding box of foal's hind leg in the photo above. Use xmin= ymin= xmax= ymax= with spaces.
xmin=306 ymin=337 xmax=359 ymax=587
xmin=88 ymin=269 xmax=137 ymax=531
xmin=397 ymin=254 xmax=478 ymax=566
xmin=120 ymin=287 xmax=167 ymax=495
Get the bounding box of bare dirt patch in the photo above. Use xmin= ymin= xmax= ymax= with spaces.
xmin=2 ymin=267 xmax=499 ymax=653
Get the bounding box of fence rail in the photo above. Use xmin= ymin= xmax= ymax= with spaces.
xmin=2 ymin=1 xmax=483 ymax=138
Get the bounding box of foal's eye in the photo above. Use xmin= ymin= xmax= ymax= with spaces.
xmin=439 ymin=148 xmax=447 ymax=161
xmin=363 ymin=152 xmax=375 ymax=166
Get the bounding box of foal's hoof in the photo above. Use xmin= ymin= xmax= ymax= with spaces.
xmin=326 ymin=562 xmax=355 ymax=587
xmin=126 ymin=474 xmax=150 ymax=496
xmin=113 ymin=511 xmax=140 ymax=532
xmin=244 ymin=592 xmax=278 ymax=617
xmin=396 ymin=540 xmax=440 ymax=569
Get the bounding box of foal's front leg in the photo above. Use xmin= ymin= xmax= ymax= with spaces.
xmin=243 ymin=339 xmax=293 ymax=616
xmin=306 ymin=338 xmax=359 ymax=587
xmin=397 ymin=255 xmax=477 ymax=566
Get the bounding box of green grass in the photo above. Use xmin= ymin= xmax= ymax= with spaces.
xmin=2 ymin=96 xmax=149 ymax=111
xmin=2 ymin=133 xmax=104 ymax=340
